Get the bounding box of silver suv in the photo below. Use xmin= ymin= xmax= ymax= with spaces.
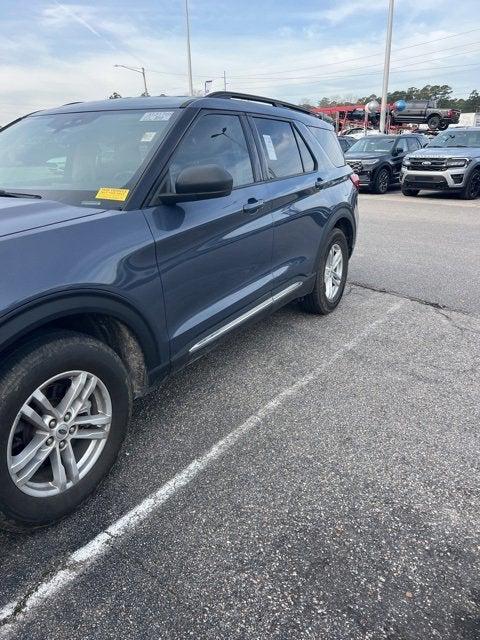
xmin=401 ymin=128 xmax=480 ymax=199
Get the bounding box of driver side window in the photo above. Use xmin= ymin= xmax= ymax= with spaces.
xmin=395 ymin=138 xmax=408 ymax=154
xmin=161 ymin=113 xmax=254 ymax=193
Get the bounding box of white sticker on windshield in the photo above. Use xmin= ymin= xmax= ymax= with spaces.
xmin=141 ymin=131 xmax=156 ymax=142
xmin=263 ymin=134 xmax=277 ymax=161
xmin=140 ymin=111 xmax=173 ymax=122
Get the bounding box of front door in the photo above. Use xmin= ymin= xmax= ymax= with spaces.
xmin=143 ymin=111 xmax=274 ymax=366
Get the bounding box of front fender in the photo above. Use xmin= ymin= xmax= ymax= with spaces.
xmin=0 ymin=289 xmax=162 ymax=373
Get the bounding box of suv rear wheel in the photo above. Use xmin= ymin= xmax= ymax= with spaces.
xmin=0 ymin=332 xmax=132 ymax=531
xmin=300 ymin=228 xmax=348 ymax=315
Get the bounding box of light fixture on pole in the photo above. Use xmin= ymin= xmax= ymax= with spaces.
xmin=114 ymin=64 xmax=149 ymax=96
xmin=185 ymin=0 xmax=194 ymax=96
xmin=379 ymin=0 xmax=395 ymax=133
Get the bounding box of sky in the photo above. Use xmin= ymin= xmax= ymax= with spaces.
xmin=1 ymin=0 xmax=479 ymax=123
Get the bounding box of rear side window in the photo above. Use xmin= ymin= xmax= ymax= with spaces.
xmin=163 ymin=113 xmax=253 ymax=191
xmin=308 ymin=127 xmax=345 ymax=167
xmin=253 ymin=118 xmax=303 ymax=179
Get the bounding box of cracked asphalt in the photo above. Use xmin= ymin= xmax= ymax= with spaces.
xmin=1 ymin=191 xmax=479 ymax=639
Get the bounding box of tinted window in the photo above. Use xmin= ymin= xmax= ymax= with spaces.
xmin=428 ymin=129 xmax=480 ymax=148
xmin=294 ymin=128 xmax=315 ymax=172
xmin=407 ymin=138 xmax=420 ymax=151
xmin=348 ymin=137 xmax=396 ymax=154
xmin=254 ymin=118 xmax=303 ymax=179
xmin=395 ymin=138 xmax=409 ymax=153
xmin=164 ymin=113 xmax=253 ymax=191
xmin=308 ymin=127 xmax=345 ymax=167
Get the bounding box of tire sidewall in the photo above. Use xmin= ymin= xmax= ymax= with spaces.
xmin=0 ymin=334 xmax=131 ymax=528
xmin=316 ymin=229 xmax=349 ymax=313
xmin=373 ymin=167 xmax=390 ymax=194
xmin=462 ymin=170 xmax=480 ymax=200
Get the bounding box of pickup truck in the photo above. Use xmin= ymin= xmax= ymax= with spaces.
xmin=390 ymin=100 xmax=460 ymax=130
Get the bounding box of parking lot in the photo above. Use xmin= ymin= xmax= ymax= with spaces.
xmin=0 ymin=191 xmax=479 ymax=639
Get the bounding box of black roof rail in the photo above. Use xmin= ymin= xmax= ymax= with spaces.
xmin=206 ymin=91 xmax=315 ymax=117
xmin=62 ymin=101 xmax=83 ymax=106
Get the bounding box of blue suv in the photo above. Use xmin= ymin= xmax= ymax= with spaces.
xmin=0 ymin=92 xmax=358 ymax=529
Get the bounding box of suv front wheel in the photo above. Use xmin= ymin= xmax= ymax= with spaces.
xmin=0 ymin=332 xmax=132 ymax=531
xmin=300 ymin=228 xmax=349 ymax=315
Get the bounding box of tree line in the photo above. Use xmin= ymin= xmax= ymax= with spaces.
xmin=300 ymin=85 xmax=480 ymax=112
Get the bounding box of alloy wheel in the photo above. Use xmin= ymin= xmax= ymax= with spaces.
xmin=7 ymin=370 xmax=112 ymax=497
xmin=324 ymin=243 xmax=344 ymax=301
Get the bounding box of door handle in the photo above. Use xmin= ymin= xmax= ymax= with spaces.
xmin=314 ymin=177 xmax=324 ymax=190
xmin=243 ymin=198 xmax=264 ymax=214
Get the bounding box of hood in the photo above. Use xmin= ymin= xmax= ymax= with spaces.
xmin=0 ymin=198 xmax=106 ymax=238
xmin=409 ymin=147 xmax=480 ymax=159
xmin=345 ymin=152 xmax=385 ymax=160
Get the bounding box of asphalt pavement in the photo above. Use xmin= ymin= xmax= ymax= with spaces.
xmin=0 ymin=191 xmax=479 ymax=639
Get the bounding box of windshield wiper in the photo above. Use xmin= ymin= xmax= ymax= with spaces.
xmin=0 ymin=189 xmax=42 ymax=199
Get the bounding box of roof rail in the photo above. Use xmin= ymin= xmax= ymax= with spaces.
xmin=206 ymin=92 xmax=314 ymax=117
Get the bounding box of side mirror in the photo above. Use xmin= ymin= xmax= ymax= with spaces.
xmin=393 ymin=147 xmax=403 ymax=156
xmin=159 ymin=164 xmax=233 ymax=204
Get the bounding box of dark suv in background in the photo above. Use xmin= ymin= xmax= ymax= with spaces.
xmin=345 ymin=133 xmax=425 ymax=193
xmin=0 ymin=92 xmax=358 ymax=530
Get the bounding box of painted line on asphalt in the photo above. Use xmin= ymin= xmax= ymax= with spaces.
xmin=0 ymin=299 xmax=404 ymax=637
xmin=360 ymin=194 xmax=479 ymax=208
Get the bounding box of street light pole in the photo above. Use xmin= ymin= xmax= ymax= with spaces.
xmin=379 ymin=0 xmax=395 ymax=133
xmin=141 ymin=67 xmax=148 ymax=96
xmin=114 ymin=64 xmax=150 ymax=96
xmin=185 ymin=0 xmax=194 ymax=96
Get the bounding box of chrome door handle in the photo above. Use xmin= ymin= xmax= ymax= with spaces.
xmin=243 ymin=199 xmax=264 ymax=214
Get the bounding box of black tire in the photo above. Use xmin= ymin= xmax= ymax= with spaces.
xmin=401 ymin=186 xmax=420 ymax=196
xmin=371 ymin=166 xmax=390 ymax=194
xmin=0 ymin=331 xmax=132 ymax=532
xmin=300 ymin=228 xmax=349 ymax=315
xmin=427 ymin=115 xmax=441 ymax=130
xmin=437 ymin=120 xmax=448 ymax=131
xmin=460 ymin=170 xmax=480 ymax=200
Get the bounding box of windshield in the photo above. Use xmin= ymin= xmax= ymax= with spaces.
xmin=348 ymin=137 xmax=395 ymax=154
xmin=0 ymin=108 xmax=178 ymax=207
xmin=428 ymin=130 xmax=480 ymax=148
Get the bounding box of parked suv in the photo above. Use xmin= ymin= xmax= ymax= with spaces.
xmin=0 ymin=92 xmax=358 ymax=529
xmin=390 ymin=100 xmax=460 ymax=130
xmin=345 ymin=133 xmax=425 ymax=193
xmin=401 ymin=128 xmax=480 ymax=199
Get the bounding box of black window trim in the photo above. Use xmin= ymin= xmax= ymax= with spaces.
xmin=146 ymin=108 xmax=261 ymax=206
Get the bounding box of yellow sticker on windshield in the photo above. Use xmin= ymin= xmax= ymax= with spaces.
xmin=95 ymin=187 xmax=130 ymax=201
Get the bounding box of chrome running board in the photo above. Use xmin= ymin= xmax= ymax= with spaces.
xmin=189 ymin=281 xmax=303 ymax=353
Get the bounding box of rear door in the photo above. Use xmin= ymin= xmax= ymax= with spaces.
xmin=143 ymin=110 xmax=274 ymax=366
xmin=249 ymin=116 xmax=350 ymax=296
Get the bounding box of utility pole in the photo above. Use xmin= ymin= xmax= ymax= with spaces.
xmin=185 ymin=0 xmax=194 ymax=96
xmin=223 ymin=70 xmax=227 ymax=91
xmin=379 ymin=0 xmax=394 ymax=133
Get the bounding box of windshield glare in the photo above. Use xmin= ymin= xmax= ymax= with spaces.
xmin=348 ymin=137 xmax=395 ymax=154
xmin=0 ymin=109 xmax=178 ymax=207
xmin=428 ymin=130 xmax=480 ymax=148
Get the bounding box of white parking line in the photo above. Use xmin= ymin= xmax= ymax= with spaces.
xmin=360 ymin=194 xmax=479 ymax=208
xmin=0 ymin=299 xmax=404 ymax=638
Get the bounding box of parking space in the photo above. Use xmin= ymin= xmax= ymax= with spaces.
xmin=0 ymin=194 xmax=479 ymax=639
